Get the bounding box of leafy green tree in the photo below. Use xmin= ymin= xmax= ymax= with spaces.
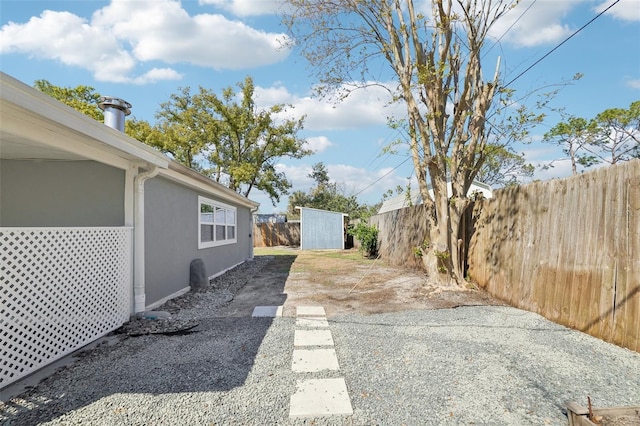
xmin=208 ymin=77 xmax=310 ymax=203
xmin=309 ymin=162 xmax=330 ymax=186
xmin=149 ymin=87 xmax=210 ymax=171
xmin=151 ymin=77 xmax=310 ymax=204
xmin=543 ymin=116 xmax=600 ymax=175
xmin=283 ymin=0 xmax=542 ymax=284
xmin=476 ymin=144 xmax=534 ymax=187
xmin=589 ymin=100 xmax=640 ymax=165
xmin=124 ymin=118 xmax=156 ymax=146
xmin=34 ymin=79 xmax=103 ymax=121
xmin=34 ymin=80 xmax=157 ymax=146
xmin=287 ymin=190 xmax=312 ymax=218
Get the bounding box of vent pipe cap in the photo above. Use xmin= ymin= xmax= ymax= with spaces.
xmin=98 ymin=96 xmax=132 ymax=132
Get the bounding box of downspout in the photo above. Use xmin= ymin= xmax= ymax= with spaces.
xmin=250 ymin=206 xmax=259 ymax=260
xmin=133 ymin=166 xmax=159 ymax=313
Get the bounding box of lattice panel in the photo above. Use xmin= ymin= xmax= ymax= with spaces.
xmin=1 ymin=227 xmax=132 ymax=388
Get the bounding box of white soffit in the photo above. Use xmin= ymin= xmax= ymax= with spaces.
xmin=0 ymin=72 xmax=168 ymax=169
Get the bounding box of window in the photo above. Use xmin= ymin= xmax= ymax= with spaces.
xmin=198 ymin=196 xmax=237 ymax=248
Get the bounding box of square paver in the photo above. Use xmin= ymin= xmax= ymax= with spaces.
xmin=294 ymin=329 xmax=334 ymax=346
xmin=296 ymin=305 xmax=326 ymax=317
xmin=289 ymin=378 xmax=353 ymax=417
xmin=252 ymin=305 xmax=283 ymax=317
xmin=292 ymin=348 xmax=340 ymax=372
xmin=296 ymin=317 xmax=329 ymax=328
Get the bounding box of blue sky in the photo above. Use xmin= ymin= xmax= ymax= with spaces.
xmin=1 ymin=0 xmax=639 ymax=213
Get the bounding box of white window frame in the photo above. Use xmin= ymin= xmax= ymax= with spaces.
xmin=198 ymin=196 xmax=237 ymax=249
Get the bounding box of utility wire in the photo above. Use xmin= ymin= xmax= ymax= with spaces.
xmin=356 ymin=0 xmax=617 ymax=199
xmin=352 ymin=155 xmax=411 ymax=197
xmin=483 ymin=0 xmax=537 ymax=59
xmin=504 ymin=0 xmax=621 ymax=87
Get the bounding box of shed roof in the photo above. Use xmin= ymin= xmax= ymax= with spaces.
xmin=377 ymin=180 xmax=493 ymax=214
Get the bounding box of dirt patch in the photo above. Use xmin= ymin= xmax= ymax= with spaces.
xmin=255 ymin=247 xmax=505 ymax=317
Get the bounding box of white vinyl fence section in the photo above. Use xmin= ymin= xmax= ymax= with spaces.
xmin=0 ymin=227 xmax=132 ymax=388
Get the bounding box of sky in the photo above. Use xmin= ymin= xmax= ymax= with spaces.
xmin=1 ymin=0 xmax=639 ymax=213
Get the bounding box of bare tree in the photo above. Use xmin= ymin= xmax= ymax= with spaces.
xmin=283 ymin=0 xmax=522 ymax=285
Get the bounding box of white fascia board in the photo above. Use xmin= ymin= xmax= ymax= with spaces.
xmin=160 ymin=162 xmax=259 ymax=210
xmin=0 ymin=72 xmax=168 ymax=169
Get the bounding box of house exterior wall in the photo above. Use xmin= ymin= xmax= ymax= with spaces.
xmin=0 ymin=159 xmax=125 ymax=226
xmin=300 ymin=207 xmax=345 ymax=250
xmin=144 ymin=176 xmax=253 ymax=306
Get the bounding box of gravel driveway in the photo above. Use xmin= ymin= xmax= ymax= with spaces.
xmin=1 ymin=253 xmax=639 ymax=425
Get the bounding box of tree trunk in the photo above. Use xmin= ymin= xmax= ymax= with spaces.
xmin=418 ymin=172 xmax=458 ymax=286
xmin=420 ymin=204 xmax=467 ymax=286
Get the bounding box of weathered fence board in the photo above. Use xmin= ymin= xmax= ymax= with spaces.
xmin=468 ymin=160 xmax=639 ymax=352
xmin=369 ymin=204 xmax=432 ymax=270
xmin=253 ymin=222 xmax=300 ymax=247
xmin=370 ymin=159 xmax=639 ymax=352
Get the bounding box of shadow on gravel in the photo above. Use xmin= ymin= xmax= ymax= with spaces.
xmin=0 ymin=255 xmax=296 ymax=425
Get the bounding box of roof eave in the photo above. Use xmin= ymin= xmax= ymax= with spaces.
xmin=162 ymin=160 xmax=260 ymax=209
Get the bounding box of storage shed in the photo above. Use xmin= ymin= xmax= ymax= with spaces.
xmin=297 ymin=207 xmax=348 ymax=250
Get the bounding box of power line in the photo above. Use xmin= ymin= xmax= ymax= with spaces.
xmin=352 ymin=155 xmax=411 ymax=197
xmin=504 ymin=0 xmax=621 ymax=87
xmin=357 ymin=1 xmax=618 ymax=199
xmin=483 ymin=0 xmax=537 ymax=59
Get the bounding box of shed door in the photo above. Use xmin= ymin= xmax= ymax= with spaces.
xmin=300 ymin=208 xmax=344 ymax=250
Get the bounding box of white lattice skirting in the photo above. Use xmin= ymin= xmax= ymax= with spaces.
xmin=1 ymin=227 xmax=132 ymax=388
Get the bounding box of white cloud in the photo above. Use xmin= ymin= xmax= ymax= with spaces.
xmin=254 ymin=84 xmax=294 ymax=105
xmin=131 ymin=68 xmax=183 ymax=85
xmin=529 ymin=158 xmax=573 ymax=182
xmin=255 ymin=82 xmax=405 ymax=131
xmin=94 ymin=0 xmax=290 ymax=70
xmin=304 ymin=136 xmax=333 ymax=153
xmin=488 ymin=0 xmax=577 ymax=47
xmin=325 ymin=163 xmax=414 ymax=200
xmin=199 ymin=0 xmax=283 ymax=16
xmin=274 ymin=163 xmax=315 ymax=190
xmin=627 ymin=79 xmax=640 ymax=89
xmin=0 ymin=10 xmax=138 ymax=82
xmin=595 ymin=0 xmax=640 ymax=22
xmin=0 ymin=0 xmax=290 ymax=83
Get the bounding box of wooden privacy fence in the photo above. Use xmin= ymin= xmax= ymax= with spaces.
xmin=253 ymin=222 xmax=300 ymax=247
xmin=468 ymin=160 xmax=639 ymax=352
xmin=370 ymin=159 xmax=640 ymax=352
xmin=369 ymin=204 xmax=432 ymax=270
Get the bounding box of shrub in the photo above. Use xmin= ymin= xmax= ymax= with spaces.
xmin=348 ymin=222 xmax=379 ymax=257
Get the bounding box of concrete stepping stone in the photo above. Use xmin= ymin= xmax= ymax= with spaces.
xmin=289 ymin=378 xmax=353 ymax=417
xmin=251 ymin=305 xmax=283 ymax=317
xmin=296 ymin=317 xmax=329 ymax=328
xmin=292 ymin=348 xmax=340 ymax=372
xmin=296 ymin=305 xmax=326 ymax=317
xmin=294 ymin=329 xmax=334 ymax=346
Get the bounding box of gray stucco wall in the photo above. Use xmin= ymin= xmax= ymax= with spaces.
xmin=144 ymin=176 xmax=253 ymax=306
xmin=0 ymin=159 xmax=125 ymax=226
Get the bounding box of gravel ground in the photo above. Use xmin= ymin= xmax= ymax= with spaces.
xmin=1 ymin=256 xmax=639 ymax=425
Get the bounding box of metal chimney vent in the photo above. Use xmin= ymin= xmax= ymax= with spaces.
xmin=98 ymin=96 xmax=131 ymax=132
